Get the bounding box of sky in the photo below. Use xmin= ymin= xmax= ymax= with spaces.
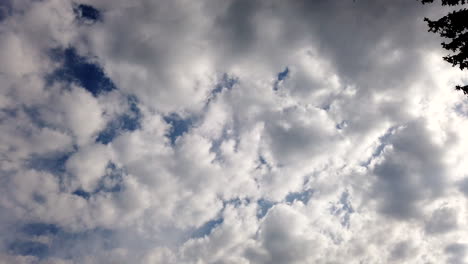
xmin=1 ymin=0 xmax=468 ymax=263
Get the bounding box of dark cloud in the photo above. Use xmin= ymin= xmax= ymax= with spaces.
xmin=425 ymin=207 xmax=458 ymax=234
xmin=446 ymin=243 xmax=468 ymax=264
xmin=371 ymin=120 xmax=448 ymax=219
xmin=389 ymin=241 xmax=416 ymax=262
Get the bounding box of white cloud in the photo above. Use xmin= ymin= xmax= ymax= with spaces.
xmin=65 ymin=143 xmax=111 ymax=191
xmin=2 ymin=0 xmax=468 ymax=263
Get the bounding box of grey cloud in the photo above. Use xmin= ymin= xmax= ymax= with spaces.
xmin=251 ymin=205 xmax=322 ymax=264
xmin=214 ymin=0 xmax=260 ymax=56
xmin=264 ymin=106 xmax=340 ymax=166
xmin=457 ymin=178 xmax=468 ymax=197
xmin=291 ymin=0 xmax=436 ymax=84
xmin=371 ymin=120 xmax=448 ymax=219
xmin=389 ymin=240 xmax=418 ymax=262
xmin=446 ymin=243 xmax=468 ymax=264
xmin=425 ymin=206 xmax=458 ymax=234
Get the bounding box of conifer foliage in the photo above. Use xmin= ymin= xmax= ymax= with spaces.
xmin=421 ymin=0 xmax=468 ymax=94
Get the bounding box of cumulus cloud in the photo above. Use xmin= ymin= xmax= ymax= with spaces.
xmin=1 ymin=0 xmax=468 ymax=263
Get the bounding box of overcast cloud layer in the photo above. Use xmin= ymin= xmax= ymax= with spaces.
xmin=1 ymin=0 xmax=468 ymax=263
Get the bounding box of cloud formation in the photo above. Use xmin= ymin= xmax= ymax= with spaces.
xmin=1 ymin=0 xmax=468 ymax=263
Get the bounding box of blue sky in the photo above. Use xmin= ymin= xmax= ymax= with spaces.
xmin=1 ymin=0 xmax=468 ymax=263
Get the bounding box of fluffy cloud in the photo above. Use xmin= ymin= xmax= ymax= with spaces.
xmin=1 ymin=0 xmax=468 ymax=263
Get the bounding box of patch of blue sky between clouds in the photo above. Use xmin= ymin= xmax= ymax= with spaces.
xmin=256 ymin=190 xmax=313 ymax=219
xmin=258 ymin=156 xmax=268 ymax=165
xmin=336 ymin=120 xmax=348 ymax=130
xmin=164 ymin=113 xmax=195 ymax=145
xmin=19 ymin=105 xmax=77 ymax=179
xmin=190 ymin=218 xmax=224 ymax=239
xmin=330 ymin=190 xmax=355 ymax=229
xmin=96 ymin=96 xmax=142 ymax=144
xmin=0 ymin=0 xmax=11 ymax=22
xmin=209 ymin=128 xmax=239 ymax=162
xmin=206 ymin=73 xmax=238 ymax=105
xmin=55 ymin=229 xmax=116 ymax=259
xmin=360 ymin=125 xmax=400 ymax=168
xmin=8 ymin=223 xmax=57 ymax=259
xmin=285 ymin=189 xmax=314 ymax=205
xmin=73 ymin=3 xmax=102 ymax=24
xmin=22 ymin=106 xmax=50 ymax=129
xmin=211 ymin=74 xmax=238 ymax=96
xmin=223 ymin=197 xmax=251 ymax=208
xmin=10 ymin=223 xmax=116 ymax=259
xmin=273 ymin=67 xmax=289 ymax=91
xmin=71 ymin=189 xmax=91 ymax=200
xmin=255 ymin=155 xmax=272 ymax=171
xmin=25 ymin=151 xmax=74 ymax=175
xmin=190 ymin=198 xmax=251 ymax=239
xmin=277 ymin=67 xmax=289 ymax=81
xmin=72 ymin=162 xmax=125 ymax=200
xmin=48 ymin=47 xmax=116 ymax=97
xmin=257 ymin=199 xmax=276 ymax=219
xmin=8 ymin=240 xmax=49 ymax=259
xmin=22 ymin=223 xmax=60 ymax=236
